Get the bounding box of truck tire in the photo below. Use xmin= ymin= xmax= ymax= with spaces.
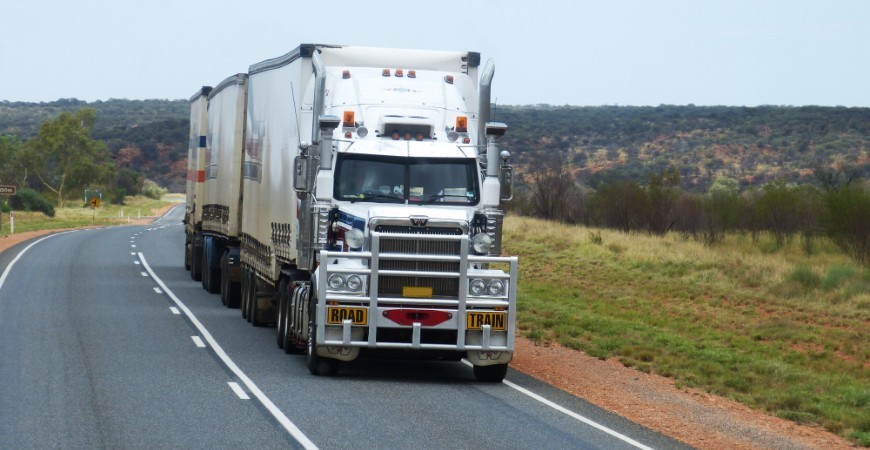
xmin=276 ymin=278 xmax=288 ymax=349
xmin=473 ymin=363 xmax=508 ymax=382
xmin=184 ymin=239 xmax=191 ymax=271
xmin=220 ymin=252 xmax=241 ymax=308
xmin=191 ymin=239 xmax=203 ymax=281
xmin=203 ymin=245 xmax=220 ymax=294
xmin=307 ymin=296 xmax=339 ymax=376
xmin=241 ymin=268 xmax=251 ymax=320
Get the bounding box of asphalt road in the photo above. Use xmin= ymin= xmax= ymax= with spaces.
xmin=0 ymin=206 xmax=693 ymax=450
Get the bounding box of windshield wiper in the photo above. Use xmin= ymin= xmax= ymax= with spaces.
xmin=348 ymin=191 xmax=403 ymax=203
xmin=422 ymin=194 xmax=470 ymax=205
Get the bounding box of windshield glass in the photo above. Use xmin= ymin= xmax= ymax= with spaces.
xmin=334 ymin=155 xmax=479 ymax=205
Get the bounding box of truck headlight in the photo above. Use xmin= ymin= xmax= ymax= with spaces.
xmin=345 ymin=275 xmax=363 ymax=292
xmin=472 ymin=233 xmax=492 ymax=254
xmin=345 ymin=228 xmax=365 ymax=249
xmin=469 ymin=279 xmax=487 ymax=296
xmin=327 ymin=274 xmax=345 ymax=290
xmin=487 ymin=280 xmax=505 ymax=296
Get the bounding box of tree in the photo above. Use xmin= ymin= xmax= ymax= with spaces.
xmin=0 ymin=134 xmax=25 ymax=186
xmin=20 ymin=109 xmax=116 ymax=207
xmin=527 ymin=162 xmax=584 ymax=223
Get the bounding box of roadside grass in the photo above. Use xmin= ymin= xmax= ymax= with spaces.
xmin=505 ymin=216 xmax=869 ymax=446
xmin=0 ymin=196 xmax=176 ymax=235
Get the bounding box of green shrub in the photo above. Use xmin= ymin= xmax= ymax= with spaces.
xmin=9 ymin=189 xmax=55 ymax=217
xmin=141 ymin=180 xmax=168 ymax=200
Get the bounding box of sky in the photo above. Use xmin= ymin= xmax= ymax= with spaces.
xmin=2 ymin=0 xmax=869 ymax=107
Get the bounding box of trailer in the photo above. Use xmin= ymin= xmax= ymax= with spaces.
xmin=186 ymin=44 xmax=517 ymax=381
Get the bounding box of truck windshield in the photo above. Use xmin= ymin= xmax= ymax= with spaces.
xmin=334 ymin=155 xmax=479 ymax=205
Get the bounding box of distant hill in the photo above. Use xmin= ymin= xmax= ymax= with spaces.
xmin=0 ymin=98 xmax=189 ymax=191
xmin=2 ymin=100 xmax=868 ymax=192
xmin=495 ymin=104 xmax=870 ymax=191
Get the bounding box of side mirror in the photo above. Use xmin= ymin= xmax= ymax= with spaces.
xmin=293 ymin=156 xmax=309 ymax=193
xmin=499 ymin=165 xmax=513 ymax=202
xmin=499 ymin=150 xmax=512 ymax=202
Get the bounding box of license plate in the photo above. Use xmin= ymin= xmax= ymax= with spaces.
xmin=326 ymin=307 xmax=368 ymax=325
xmin=403 ymin=286 xmax=433 ymax=298
xmin=466 ymin=312 xmax=507 ymax=331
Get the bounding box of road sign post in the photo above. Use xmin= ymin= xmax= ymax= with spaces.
xmin=0 ymin=185 xmax=14 ymax=234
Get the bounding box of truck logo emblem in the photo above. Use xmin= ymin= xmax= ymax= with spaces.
xmin=410 ymin=216 xmax=429 ymax=227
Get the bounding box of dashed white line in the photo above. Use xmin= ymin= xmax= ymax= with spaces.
xmin=141 ymin=272 xmax=148 ymax=277
xmin=191 ymin=336 xmax=206 ymax=348
xmin=228 ymin=382 xmax=250 ymax=400
xmin=134 ymin=261 xmax=141 ymax=265
xmin=137 ymin=253 xmax=317 ymax=450
xmin=169 ymin=307 xmax=181 ymax=315
xmin=153 ymin=287 xmax=162 ymax=294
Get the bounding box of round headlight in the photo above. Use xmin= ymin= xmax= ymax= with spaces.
xmin=487 ymin=280 xmax=505 ymax=296
xmin=345 ymin=228 xmax=365 ymax=249
xmin=345 ymin=275 xmax=363 ymax=292
xmin=327 ymin=274 xmax=345 ymax=290
xmin=469 ymin=279 xmax=487 ymax=296
xmin=472 ymin=233 xmax=493 ymax=254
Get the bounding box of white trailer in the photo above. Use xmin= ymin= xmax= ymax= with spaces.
xmin=198 ymin=74 xmax=248 ymax=305
xmin=188 ymin=44 xmax=517 ymax=382
xmin=184 ymin=86 xmax=211 ymax=279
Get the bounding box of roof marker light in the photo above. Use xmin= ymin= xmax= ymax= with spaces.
xmin=463 ymin=137 xmax=471 ymax=144
xmin=395 ymin=69 xmax=404 ymax=77
xmin=342 ymin=70 xmax=351 ymax=79
xmin=408 ymin=70 xmax=416 ymax=78
xmin=382 ymin=69 xmax=390 ymax=77
xmin=455 ymin=116 xmax=468 ymax=133
xmin=444 ymin=75 xmax=454 ymax=84
xmin=342 ymin=111 xmax=355 ymax=127
xmin=345 ymin=131 xmax=352 ymax=138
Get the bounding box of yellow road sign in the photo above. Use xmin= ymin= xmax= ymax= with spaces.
xmin=89 ymin=197 xmax=100 ymax=208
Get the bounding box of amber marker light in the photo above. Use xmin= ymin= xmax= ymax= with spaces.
xmin=455 ymin=116 xmax=468 ymax=132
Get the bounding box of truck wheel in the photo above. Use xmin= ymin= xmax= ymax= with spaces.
xmin=250 ymin=278 xmax=267 ymax=327
xmin=276 ymin=278 xmax=288 ymax=349
xmin=220 ymin=252 xmax=240 ymax=308
xmin=191 ymin=239 xmax=203 ymax=281
xmin=200 ymin=243 xmax=209 ymax=290
xmin=184 ymin=239 xmax=191 ymax=271
xmin=473 ymin=363 xmax=508 ymax=382
xmin=204 ymin=255 xmax=220 ymax=295
xmin=307 ymin=298 xmax=339 ymax=376
xmin=241 ymin=268 xmax=251 ymax=320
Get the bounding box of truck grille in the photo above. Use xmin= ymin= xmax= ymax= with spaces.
xmin=375 ymin=226 xmax=462 ymax=297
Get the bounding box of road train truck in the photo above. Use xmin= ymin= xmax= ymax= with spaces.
xmin=184 ymin=44 xmax=517 ymax=381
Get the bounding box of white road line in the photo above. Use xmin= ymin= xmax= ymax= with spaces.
xmin=169 ymin=307 xmax=181 ymax=315
xmin=134 ymin=261 xmax=141 ymax=265
xmin=141 ymin=272 xmax=148 ymax=277
xmin=228 ymin=382 xmax=250 ymax=400
xmin=131 ymin=244 xmax=136 ymax=248
xmin=0 ymin=232 xmax=74 ymax=291
xmin=191 ymin=336 xmax=206 ymax=348
xmin=153 ymin=287 xmax=163 ymax=294
xmin=131 ymin=252 xmax=136 ymax=255
xmin=462 ymin=360 xmax=654 ymax=450
xmin=138 ymin=253 xmax=318 ymax=450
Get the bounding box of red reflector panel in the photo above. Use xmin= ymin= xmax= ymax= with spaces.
xmin=383 ymin=309 xmax=452 ymax=327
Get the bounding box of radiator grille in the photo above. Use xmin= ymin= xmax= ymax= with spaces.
xmin=375 ymin=226 xmax=462 ymax=297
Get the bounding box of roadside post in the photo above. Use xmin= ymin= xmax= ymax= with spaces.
xmin=0 ymin=184 xmax=15 ymax=234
